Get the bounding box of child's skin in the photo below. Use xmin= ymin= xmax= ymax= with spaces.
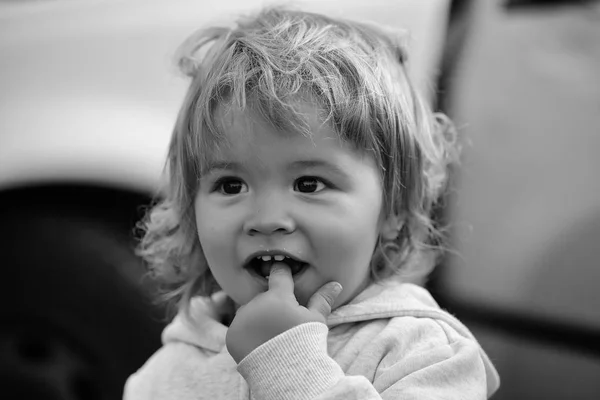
xmin=194 ymin=101 xmax=400 ymax=362
xmin=227 ymin=264 xmax=341 ymax=363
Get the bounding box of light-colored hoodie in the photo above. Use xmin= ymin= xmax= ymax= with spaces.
xmin=124 ymin=280 xmax=500 ymax=400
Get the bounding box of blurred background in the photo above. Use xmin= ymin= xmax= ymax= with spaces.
xmin=1 ymin=0 xmax=598 ymax=399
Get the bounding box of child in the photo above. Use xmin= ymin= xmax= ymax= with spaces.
xmin=125 ymin=6 xmax=500 ymax=400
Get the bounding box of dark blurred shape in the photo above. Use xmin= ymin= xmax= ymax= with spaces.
xmin=504 ymin=0 xmax=598 ymax=10
xmin=0 ymin=185 xmax=165 ymax=400
xmin=435 ymin=0 xmax=475 ymax=114
xmin=433 ymin=286 xmax=600 ymax=357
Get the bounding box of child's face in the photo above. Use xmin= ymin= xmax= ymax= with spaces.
xmin=194 ymin=102 xmax=386 ymax=309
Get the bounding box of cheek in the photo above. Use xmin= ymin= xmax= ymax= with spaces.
xmin=194 ymin=205 xmax=234 ymax=264
xmin=328 ymin=225 xmax=378 ymax=265
xmin=311 ymin=207 xmax=380 ymax=272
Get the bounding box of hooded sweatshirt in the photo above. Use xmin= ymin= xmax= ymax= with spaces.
xmin=124 ymin=280 xmax=500 ymax=399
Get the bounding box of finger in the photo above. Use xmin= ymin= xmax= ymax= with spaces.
xmin=268 ymin=263 xmax=295 ymax=294
xmin=307 ymin=282 xmax=343 ymax=319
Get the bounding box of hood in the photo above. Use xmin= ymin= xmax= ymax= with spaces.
xmin=162 ymin=281 xmax=500 ymax=396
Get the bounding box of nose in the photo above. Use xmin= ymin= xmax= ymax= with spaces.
xmin=243 ymin=192 xmax=296 ymax=236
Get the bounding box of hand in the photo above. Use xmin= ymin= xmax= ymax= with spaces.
xmin=226 ymin=264 xmax=342 ymax=363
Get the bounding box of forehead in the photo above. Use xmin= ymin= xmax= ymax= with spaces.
xmin=212 ymin=101 xmax=342 ymax=153
xmin=202 ymin=101 xmax=376 ymax=174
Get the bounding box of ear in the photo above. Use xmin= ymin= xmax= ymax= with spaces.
xmin=380 ymin=214 xmax=405 ymax=241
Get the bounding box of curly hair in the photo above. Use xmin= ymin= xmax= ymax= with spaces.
xmin=136 ymin=6 xmax=460 ymax=317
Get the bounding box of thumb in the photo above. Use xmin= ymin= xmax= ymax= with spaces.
xmin=307 ymin=282 xmax=343 ymax=319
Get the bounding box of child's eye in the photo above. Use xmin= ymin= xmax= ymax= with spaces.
xmin=213 ymin=177 xmax=248 ymax=195
xmin=294 ymin=176 xmax=328 ymax=193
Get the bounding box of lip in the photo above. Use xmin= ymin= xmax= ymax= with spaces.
xmin=243 ymin=249 xmax=308 ymax=267
xmin=246 ymin=261 xmax=310 ymax=284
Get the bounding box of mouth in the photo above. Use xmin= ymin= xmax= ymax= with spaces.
xmin=244 ymin=253 xmax=309 ymax=279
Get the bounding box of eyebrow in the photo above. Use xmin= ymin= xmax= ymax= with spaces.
xmin=202 ymin=159 xmax=349 ymax=179
xmin=202 ymin=161 xmax=242 ymax=175
xmin=288 ymin=160 xmax=349 ymax=179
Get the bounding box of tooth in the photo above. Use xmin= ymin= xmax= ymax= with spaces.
xmin=274 ymin=255 xmax=284 ymax=261
xmin=261 ymin=255 xmax=272 ymax=261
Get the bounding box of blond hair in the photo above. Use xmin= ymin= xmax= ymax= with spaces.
xmin=136 ymin=7 xmax=459 ymax=316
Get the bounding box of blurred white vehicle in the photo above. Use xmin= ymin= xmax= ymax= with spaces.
xmin=0 ymin=1 xmax=450 ymax=399
xmin=0 ymin=0 xmax=448 ymax=194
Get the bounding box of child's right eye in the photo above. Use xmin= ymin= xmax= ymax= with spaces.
xmin=213 ymin=177 xmax=247 ymax=195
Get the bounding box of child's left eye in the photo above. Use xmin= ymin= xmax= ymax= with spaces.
xmin=294 ymin=177 xmax=327 ymax=193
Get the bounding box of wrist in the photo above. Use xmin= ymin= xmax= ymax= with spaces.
xmin=237 ymin=322 xmax=344 ymax=400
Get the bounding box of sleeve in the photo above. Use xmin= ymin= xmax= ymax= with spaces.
xmin=237 ymin=322 xmax=490 ymax=400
